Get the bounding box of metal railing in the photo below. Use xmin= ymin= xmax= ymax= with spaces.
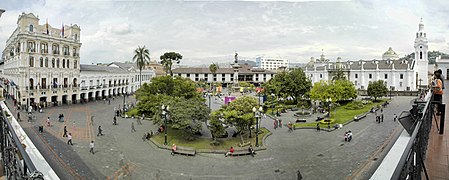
xmin=391 ymin=91 xmax=440 ymax=180
xmin=1 ymin=106 xmax=43 ymax=179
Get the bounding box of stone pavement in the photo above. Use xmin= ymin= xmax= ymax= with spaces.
xmin=6 ymin=95 xmax=417 ymax=179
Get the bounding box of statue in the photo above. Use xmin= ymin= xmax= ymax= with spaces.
xmin=234 ymin=52 xmax=238 ymax=64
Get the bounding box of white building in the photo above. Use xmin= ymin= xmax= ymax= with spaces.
xmin=172 ymin=64 xmax=276 ymax=86
xmin=304 ymin=20 xmax=429 ymax=92
xmin=1 ymin=12 xmax=153 ymax=109
xmin=255 ymin=57 xmax=289 ymax=70
xmin=435 ymin=55 xmax=449 ymax=79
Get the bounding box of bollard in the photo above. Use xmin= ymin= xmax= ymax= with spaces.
xmin=440 ymin=103 xmax=445 ymax=134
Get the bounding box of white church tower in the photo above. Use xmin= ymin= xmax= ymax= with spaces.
xmin=414 ymin=18 xmax=429 ymax=88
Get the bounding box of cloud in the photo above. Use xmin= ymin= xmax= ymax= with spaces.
xmin=1 ymin=0 xmax=449 ymax=66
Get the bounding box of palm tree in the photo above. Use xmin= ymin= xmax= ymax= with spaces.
xmin=160 ymin=52 xmax=183 ymax=76
xmin=209 ymin=63 xmax=218 ymax=74
xmin=132 ymin=46 xmax=151 ymax=86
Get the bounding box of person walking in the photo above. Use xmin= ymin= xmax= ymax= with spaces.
xmin=394 ymin=114 xmax=397 ymax=122
xmin=63 ymin=126 xmax=68 ymax=137
xmin=91 ymin=116 xmax=94 ymax=126
xmin=274 ymin=120 xmax=278 ymax=130
xmin=17 ymin=112 xmax=21 ymax=121
xmin=113 ymin=116 xmax=117 ymax=125
xmin=89 ymin=141 xmax=95 ymax=154
xmin=97 ymin=126 xmax=104 ymax=136
xmin=67 ymin=133 xmax=73 ymax=145
xmin=46 ymin=117 xmax=51 ymax=127
xmin=131 ymin=122 xmax=136 ymax=132
xmin=381 ymin=113 xmax=384 ymax=122
xmin=316 ymin=123 xmax=321 ymax=132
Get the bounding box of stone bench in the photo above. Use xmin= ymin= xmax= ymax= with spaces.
xmin=354 ymin=113 xmax=368 ymax=121
xmin=172 ymin=146 xmax=196 ymax=156
xmin=296 ymin=119 xmax=307 ymax=123
xmin=229 ymin=148 xmax=254 ymax=156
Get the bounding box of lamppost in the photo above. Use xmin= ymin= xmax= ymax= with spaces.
xmin=326 ymin=98 xmax=332 ymax=118
xmin=271 ymin=93 xmax=275 ymax=115
xmin=390 ymin=86 xmax=393 ymax=100
xmin=162 ymin=104 xmax=169 ymax=145
xmin=123 ymin=90 xmax=126 ymax=110
xmin=252 ymin=106 xmax=263 ymax=147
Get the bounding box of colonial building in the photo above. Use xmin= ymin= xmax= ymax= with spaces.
xmin=172 ymin=64 xmax=276 ymax=86
xmin=304 ymin=20 xmax=429 ymax=91
xmin=1 ymin=12 xmax=153 ymax=109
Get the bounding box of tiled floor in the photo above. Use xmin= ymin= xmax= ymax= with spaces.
xmin=424 ymin=90 xmax=449 ymax=179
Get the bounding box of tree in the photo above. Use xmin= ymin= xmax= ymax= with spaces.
xmin=367 ymin=80 xmax=388 ymax=101
xmin=209 ymin=110 xmax=226 ymax=141
xmin=132 ymin=46 xmax=151 ymax=86
xmin=136 ymin=75 xmax=200 ymax=100
xmin=209 ymin=63 xmax=218 ymax=75
xmin=160 ymin=52 xmax=183 ymax=76
xmin=220 ymin=96 xmax=258 ymax=142
xmin=310 ymin=79 xmax=356 ymax=102
xmin=262 ymin=69 xmax=312 ymax=103
xmin=332 ymin=68 xmax=346 ymax=81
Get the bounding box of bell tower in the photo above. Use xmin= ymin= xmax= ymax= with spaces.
xmin=414 ymin=18 xmax=428 ymax=88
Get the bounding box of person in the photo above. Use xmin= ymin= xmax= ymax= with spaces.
xmin=347 ymin=131 xmax=353 ymax=142
xmin=46 ymin=117 xmax=51 ymax=127
xmin=225 ymin=146 xmax=234 ymax=157
xmin=171 ymin=144 xmax=177 ymax=155
xmin=67 ymin=133 xmax=73 ymax=145
xmin=17 ymin=112 xmax=21 ymax=121
xmin=274 ymin=120 xmax=278 ymax=130
xmin=278 ymin=119 xmax=282 ymax=128
xmin=248 ymin=145 xmax=255 ymax=157
xmin=381 ymin=113 xmax=384 ymax=122
xmin=287 ymin=122 xmax=293 ymax=132
xmin=316 ymin=123 xmax=320 ymax=132
xmin=432 ymin=70 xmax=443 ymax=115
xmin=344 ymin=131 xmax=348 ymax=141
xmin=89 ymin=141 xmax=95 ymax=154
xmin=63 ymin=126 xmax=68 ymax=137
xmin=437 ymin=69 xmax=445 ymax=89
xmin=131 ymin=122 xmax=136 ymax=132
xmin=394 ymin=114 xmax=397 ymax=122
xmin=97 ymin=126 xmax=103 ymax=136
xmin=113 ymin=116 xmax=117 ymax=125
xmin=91 ymin=116 xmax=94 ymax=126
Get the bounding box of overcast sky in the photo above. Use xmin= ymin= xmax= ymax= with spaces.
xmin=0 ymin=0 xmax=448 ymax=66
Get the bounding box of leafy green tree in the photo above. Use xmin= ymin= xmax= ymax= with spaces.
xmin=310 ymin=80 xmax=333 ymax=102
xmin=367 ymin=80 xmax=388 ymax=101
xmin=286 ymin=68 xmax=312 ymax=102
xmin=310 ymin=79 xmax=356 ymax=102
xmin=209 ymin=63 xmax=218 ymax=75
xmin=136 ymin=75 xmax=200 ymax=100
xmin=160 ymin=52 xmax=183 ymax=76
xmin=132 ymin=46 xmax=151 ymax=86
xmin=334 ymin=80 xmax=357 ymax=100
xmin=332 ymin=68 xmax=346 ymax=81
xmin=209 ymin=110 xmax=226 ymax=141
xmin=223 ymin=96 xmax=258 ymax=139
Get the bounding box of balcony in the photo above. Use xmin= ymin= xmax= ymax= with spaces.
xmin=81 ymin=86 xmax=88 ymax=90
xmin=73 ymin=53 xmax=79 ymax=57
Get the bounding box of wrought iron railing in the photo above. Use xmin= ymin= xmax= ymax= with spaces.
xmin=0 ymin=106 xmax=43 ymax=179
xmin=391 ymin=91 xmax=440 ymax=180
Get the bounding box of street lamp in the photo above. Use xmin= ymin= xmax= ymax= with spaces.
xmin=326 ymin=98 xmax=332 ymax=118
xmin=162 ymin=104 xmax=169 ymax=145
xmin=271 ymin=93 xmax=275 ymax=115
xmin=252 ymin=106 xmax=263 ymax=147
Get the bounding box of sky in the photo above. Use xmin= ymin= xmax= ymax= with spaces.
xmin=0 ymin=0 xmax=448 ymax=66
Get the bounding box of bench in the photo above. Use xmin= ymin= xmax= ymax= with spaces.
xmin=172 ymin=146 xmax=196 ymax=156
xmin=316 ymin=112 xmax=329 ymax=121
xmin=296 ymin=119 xmax=307 ymax=123
xmin=354 ymin=113 xmax=367 ymax=121
xmin=229 ymin=148 xmax=254 ymax=156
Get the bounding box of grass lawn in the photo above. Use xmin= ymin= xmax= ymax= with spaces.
xmin=152 ymin=127 xmax=270 ymax=150
xmin=294 ymin=99 xmax=388 ymax=129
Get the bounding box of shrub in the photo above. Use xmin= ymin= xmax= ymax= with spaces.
xmin=345 ymin=101 xmax=365 ymax=110
xmin=320 ymin=119 xmax=335 ymax=124
xmin=126 ymin=108 xmax=139 ymax=117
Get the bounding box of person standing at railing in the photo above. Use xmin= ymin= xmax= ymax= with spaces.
xmin=432 ymin=70 xmax=443 ymax=115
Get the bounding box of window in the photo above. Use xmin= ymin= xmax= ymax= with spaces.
xmin=27 ymin=41 xmax=35 ymax=52
xmin=67 ymin=59 xmax=70 ymax=68
xmin=354 ymin=80 xmax=358 ymax=86
xmin=62 ymin=59 xmax=65 ymax=68
xmin=45 ymin=58 xmax=48 ymax=67
xmin=52 ymin=58 xmax=55 ymax=68
xmin=407 ymin=87 xmax=410 ymax=91
xmin=57 ymin=58 xmax=60 ymax=68
xmin=74 ymin=34 xmax=78 ymax=40
xmin=320 ymin=74 xmax=323 ymax=78
xmin=384 ymin=74 xmax=388 ymax=79
xmin=63 ymin=46 xmax=70 ymax=56
xmin=29 ymin=24 xmax=33 ymax=32
xmin=400 ymin=74 xmax=404 ymax=79
xmin=29 ymin=56 xmax=34 ymax=67
xmin=400 ymin=82 xmax=403 ymax=87
xmin=355 ymin=74 xmax=358 ymax=78
xmin=74 ymin=60 xmax=77 ymax=69
xmin=420 ymin=51 xmax=423 ymax=59
xmin=40 ymin=43 xmax=48 ymax=53
xmin=186 ymin=74 xmax=190 ymax=77
xmin=73 ymin=48 xmax=77 ymax=57
xmin=52 ymin=44 xmax=59 ymax=54
xmin=369 ymin=74 xmax=372 ymax=79
xmin=40 ymin=57 xmax=44 ymax=67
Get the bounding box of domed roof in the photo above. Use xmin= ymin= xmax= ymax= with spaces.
xmin=382 ymin=47 xmax=399 ymax=60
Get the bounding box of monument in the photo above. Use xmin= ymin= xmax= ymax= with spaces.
xmin=231 ymin=52 xmax=241 ymax=93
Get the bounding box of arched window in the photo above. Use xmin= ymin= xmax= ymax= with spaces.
xmin=67 ymin=59 xmax=70 ymax=68
xmin=29 ymin=78 xmax=34 ymax=90
xmin=73 ymin=78 xmax=78 ymax=87
xmin=57 ymin=58 xmax=60 ymax=68
xmin=45 ymin=57 xmax=48 ymax=67
xmin=74 ymin=34 xmax=78 ymax=40
xmin=29 ymin=24 xmax=34 ymax=32
xmin=74 ymin=60 xmax=77 ymax=69
xmin=420 ymin=51 xmax=423 ymax=59
xmin=52 ymin=58 xmax=55 ymax=68
xmin=29 ymin=56 xmax=34 ymax=67
xmin=40 ymin=57 xmax=44 ymax=67
xmin=62 ymin=59 xmax=66 ymax=68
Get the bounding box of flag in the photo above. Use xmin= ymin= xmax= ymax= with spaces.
xmin=61 ymin=23 xmax=64 ymax=37
xmin=46 ymin=18 xmax=49 ymax=35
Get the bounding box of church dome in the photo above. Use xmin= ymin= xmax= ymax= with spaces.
xmin=382 ymin=47 xmax=399 ymax=60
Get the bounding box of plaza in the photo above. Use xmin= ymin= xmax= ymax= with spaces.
xmin=3 ymin=92 xmax=415 ymax=179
